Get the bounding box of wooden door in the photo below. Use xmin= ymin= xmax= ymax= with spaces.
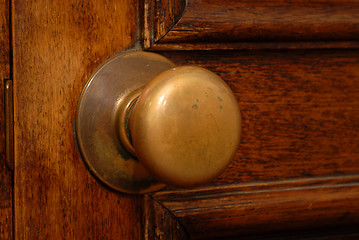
xmin=3 ymin=0 xmax=359 ymax=239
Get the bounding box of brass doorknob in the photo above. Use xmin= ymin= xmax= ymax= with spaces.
xmin=76 ymin=51 xmax=241 ymax=194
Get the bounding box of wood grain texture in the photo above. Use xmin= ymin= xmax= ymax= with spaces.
xmin=158 ymin=49 xmax=359 ymax=185
xmin=150 ymin=49 xmax=359 ymax=238
xmin=142 ymin=0 xmax=186 ymax=49
xmin=152 ymin=175 xmax=359 ymax=239
xmin=144 ymin=0 xmax=359 ymax=238
xmin=0 ymin=0 xmax=12 ymax=239
xmin=12 ymin=0 xmax=145 ymax=239
xmin=144 ymin=195 xmax=188 ymax=240
xmin=145 ymin=0 xmax=359 ymax=49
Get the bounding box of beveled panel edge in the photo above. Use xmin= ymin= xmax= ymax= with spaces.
xmin=149 ymin=41 xmax=359 ymax=51
xmin=151 ymin=174 xmax=359 ymax=239
xmin=141 ymin=0 xmax=187 ymax=49
xmin=143 ymin=0 xmax=359 ymax=50
xmin=143 ymin=194 xmax=189 ymax=239
xmin=151 ymin=174 xmax=359 ymax=201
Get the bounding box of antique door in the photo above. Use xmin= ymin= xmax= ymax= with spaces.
xmin=2 ymin=0 xmax=359 ymax=239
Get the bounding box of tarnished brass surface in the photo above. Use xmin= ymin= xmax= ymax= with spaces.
xmin=75 ymin=51 xmax=174 ymax=193
xmin=116 ymin=89 xmax=140 ymax=157
xmin=76 ymin=50 xmax=241 ymax=193
xmin=130 ymin=66 xmax=241 ymax=187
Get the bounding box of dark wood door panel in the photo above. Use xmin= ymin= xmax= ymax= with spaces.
xmin=157 ymin=49 xmax=359 ymax=185
xmin=148 ymin=49 xmax=359 ymax=239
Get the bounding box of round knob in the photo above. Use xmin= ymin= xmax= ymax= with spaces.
xmin=75 ymin=51 xmax=241 ymax=193
xmin=126 ymin=66 xmax=241 ymax=187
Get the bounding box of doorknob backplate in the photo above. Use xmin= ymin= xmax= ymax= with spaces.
xmin=75 ymin=51 xmax=174 ymax=194
xmin=76 ymin=50 xmax=241 ymax=194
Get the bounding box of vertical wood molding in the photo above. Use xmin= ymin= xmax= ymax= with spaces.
xmin=0 ymin=0 xmax=13 ymax=238
xmin=12 ymin=0 xmax=144 ymax=238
